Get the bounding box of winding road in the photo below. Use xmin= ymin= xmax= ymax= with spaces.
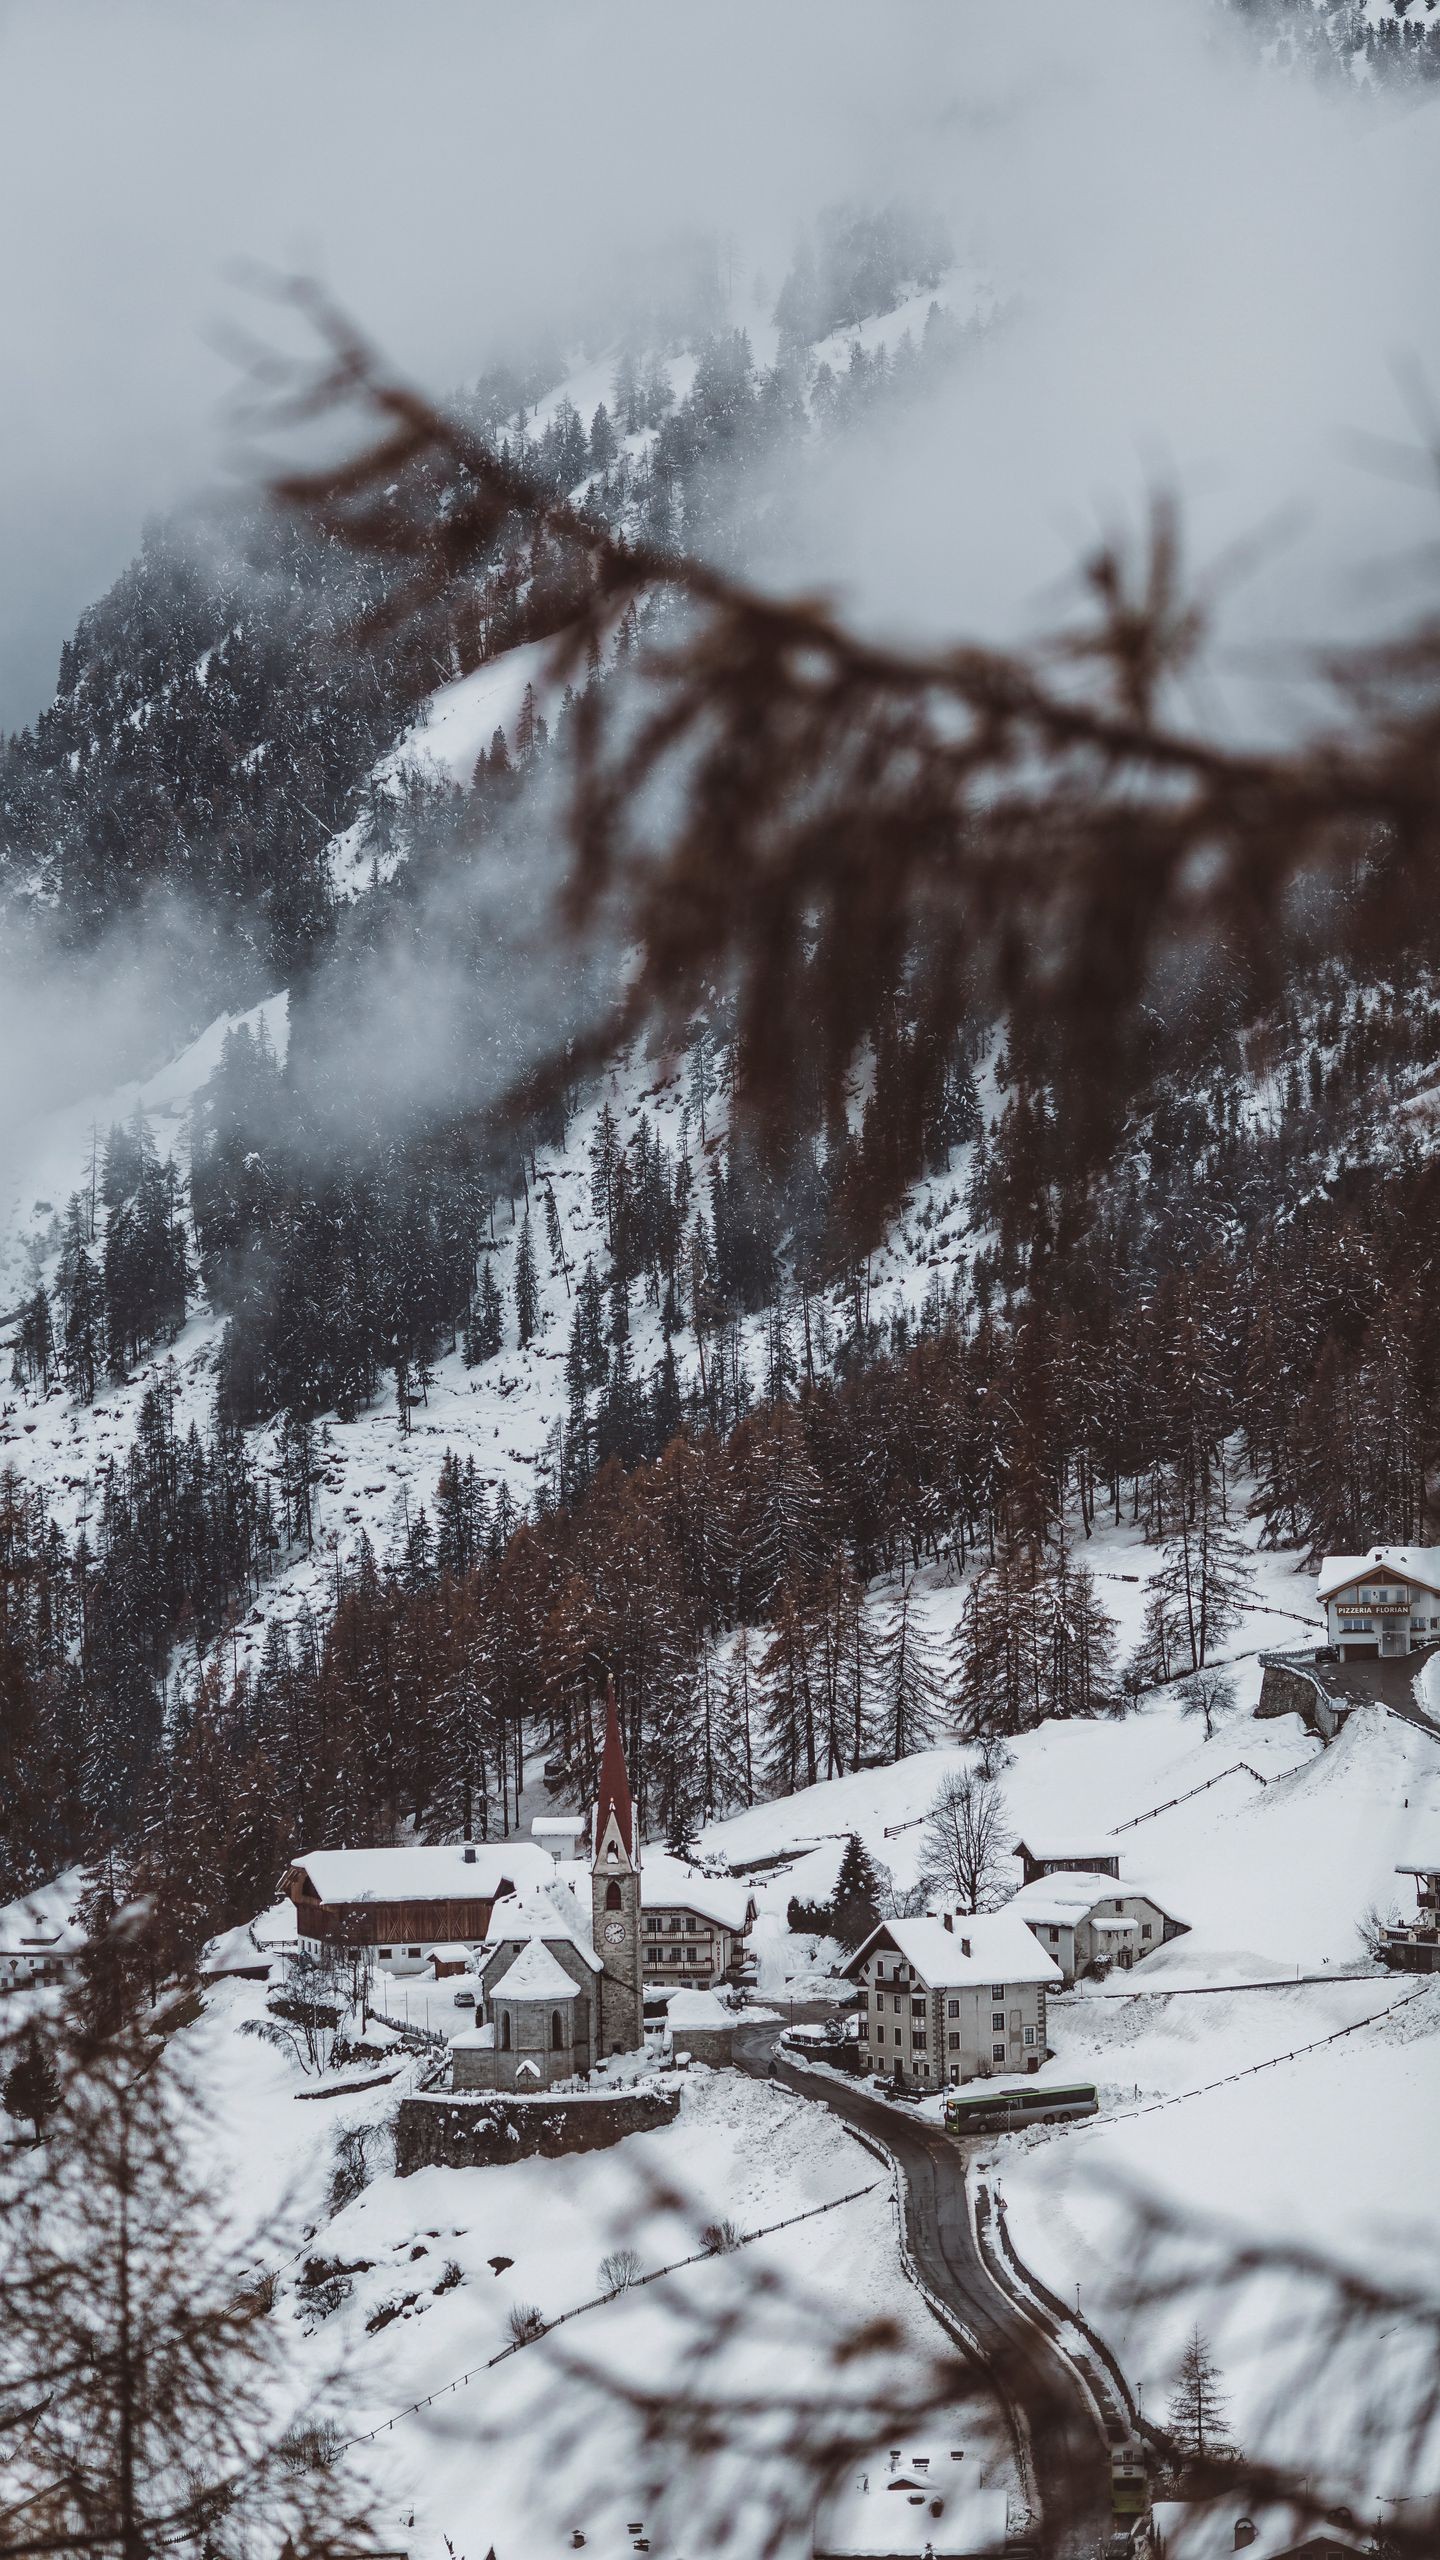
xmin=734 ymin=2015 xmax=1113 ymax=2558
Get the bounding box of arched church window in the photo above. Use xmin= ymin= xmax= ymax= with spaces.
xmin=551 ymin=2010 xmax=564 ymax=2051
xmin=606 ymin=1843 xmax=619 ymax=1864
xmin=499 ymin=2010 xmax=511 ymax=2051
xmin=605 ymin=1881 xmax=622 ymax=1911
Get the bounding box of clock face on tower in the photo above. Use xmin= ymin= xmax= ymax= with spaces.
xmin=602 ymin=1919 xmax=626 ymax=1946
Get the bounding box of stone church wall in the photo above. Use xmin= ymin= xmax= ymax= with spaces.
xmin=394 ymin=2085 xmax=679 ymax=2175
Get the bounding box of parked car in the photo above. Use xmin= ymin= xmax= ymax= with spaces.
xmin=452 ymin=1987 xmax=476 ymax=2008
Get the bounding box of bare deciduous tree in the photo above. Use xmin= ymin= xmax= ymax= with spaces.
xmin=1177 ymin=1664 xmax=1236 ymax=1740
xmin=916 ymin=1767 xmax=1012 ymax=1912
xmin=0 ymin=2014 xmax=368 ymax=2560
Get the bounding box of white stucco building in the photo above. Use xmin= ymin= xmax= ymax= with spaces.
xmin=1316 ymin=1546 xmax=1440 ymax=1659
xmin=843 ymin=1911 xmax=1061 ymax=2088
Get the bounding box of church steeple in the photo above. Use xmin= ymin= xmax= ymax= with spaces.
xmin=591 ymin=1678 xmax=643 ymax=2056
xmin=594 ymin=1677 xmax=636 ymax=1865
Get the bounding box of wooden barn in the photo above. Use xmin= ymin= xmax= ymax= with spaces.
xmin=281 ymin=1841 xmax=555 ymax=1974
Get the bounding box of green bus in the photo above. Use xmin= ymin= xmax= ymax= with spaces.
xmin=943 ymin=2080 xmax=1098 ymax=2136
xmin=1110 ymin=2443 xmax=1148 ymax=2519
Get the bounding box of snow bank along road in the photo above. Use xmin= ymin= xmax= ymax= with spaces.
xmin=733 ymin=2017 xmax=1111 ymax=2558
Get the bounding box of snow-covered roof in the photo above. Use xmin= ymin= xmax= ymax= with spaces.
xmin=481 ymin=1883 xmax=603 ymax=1973
xmin=285 ymin=1842 xmax=552 ymax=1905
xmin=1317 ymin=1544 xmax=1440 ymax=1600
xmin=1014 ymin=1834 xmax=1120 ymax=1863
xmin=450 ymin=2020 xmax=496 ymax=2051
xmin=493 ymin=1937 xmax=584 ymax=2003
xmin=0 ymin=1923 xmax=86 ymax=1961
xmin=1005 ymin=1870 xmax=1128 ymax=1925
xmin=250 ymin=1899 xmax=298 ymax=1947
xmin=639 ymin=1853 xmax=755 ymax=1931
xmin=1150 ymin=2498 xmax=1368 ymax=2559
xmin=1397 ymin=1857 xmax=1440 ymax=1878
xmin=199 ymin=1920 xmax=271 ymax=1975
xmin=665 ymin=1989 xmax=734 ymax=2028
xmin=844 ymin=1913 xmax=1062 ymax=1990
xmin=531 ymin=1816 xmax=586 ymax=1839
xmin=1090 ymin=1915 xmax=1140 ymax=1934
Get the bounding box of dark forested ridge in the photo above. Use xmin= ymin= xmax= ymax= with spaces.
xmin=8 ymin=943 xmax=1440 ymax=1941
xmin=1235 ymin=0 xmax=1440 ymax=80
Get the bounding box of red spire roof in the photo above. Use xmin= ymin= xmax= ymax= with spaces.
xmin=594 ymin=1677 xmax=635 ymax=1859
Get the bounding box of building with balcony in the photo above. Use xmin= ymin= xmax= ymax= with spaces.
xmin=1379 ymin=1857 xmax=1440 ymax=1972
xmin=841 ymin=1911 xmax=1062 ymax=2088
xmin=638 ymin=1853 xmax=757 ymax=1990
xmin=1316 ymin=1546 xmax=1440 ymax=1659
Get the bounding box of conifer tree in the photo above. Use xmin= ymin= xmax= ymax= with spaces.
xmin=11 ymin=1284 xmax=54 ymax=1391
xmin=590 ymin=1103 xmax=621 ymax=1251
xmin=393 ymin=1351 xmax=416 ymax=1435
xmin=2 ymin=2021 xmax=59 ymax=2143
xmin=952 ymin=1539 xmax=1042 ymax=1738
xmin=464 ymin=1256 xmax=504 ymax=1362
xmin=515 ymin=1211 xmax=539 ymax=1347
xmin=543 ymin=1181 xmax=571 ymax=1293
xmin=829 ymin=1832 xmax=885 ymax=1948
xmin=874 ymin=1576 xmax=945 ymax=1758
xmin=588 ymin=401 xmax=618 ymax=472
xmin=573 ymin=1257 xmax=607 ymax=1385
xmin=759 ymin=1582 xmax=821 ymax=1795
xmin=276 ymin=1408 xmax=316 ymax=1551
xmin=1166 ymin=2327 xmax=1231 ymax=2462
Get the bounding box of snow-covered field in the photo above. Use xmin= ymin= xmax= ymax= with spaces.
xmin=172 ymin=1976 xmax=1010 ymax=2560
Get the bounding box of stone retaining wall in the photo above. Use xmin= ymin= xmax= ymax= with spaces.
xmin=394 ymin=2084 xmax=679 ymax=2174
xmin=1256 ymin=1655 xmax=1343 ymax=1739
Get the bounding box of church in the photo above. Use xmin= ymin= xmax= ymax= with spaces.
xmin=452 ymin=1684 xmax=646 ymax=2092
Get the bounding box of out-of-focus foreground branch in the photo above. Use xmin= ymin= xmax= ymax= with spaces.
xmin=253 ymin=283 xmax=1440 ymax=1235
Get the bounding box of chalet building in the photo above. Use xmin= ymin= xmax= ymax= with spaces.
xmin=281 ymin=1840 xmax=554 ymax=1974
xmin=843 ymin=1912 xmax=1061 ymax=2088
xmin=1317 ymin=1545 xmax=1440 ymax=1659
xmin=1379 ymin=1856 xmax=1440 ymax=1972
xmin=1006 ymin=1864 xmax=1189 ymax=1986
xmin=637 ymin=1853 xmax=756 ymax=1989
xmin=1013 ymin=1834 xmax=1121 ymax=1887
xmin=454 ymin=1684 xmax=645 ymax=2093
xmin=0 ymin=1921 xmax=86 ymax=1993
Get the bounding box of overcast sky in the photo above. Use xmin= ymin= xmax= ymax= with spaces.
xmin=0 ymin=0 xmax=942 ymax=730
xmin=1 ymin=0 xmax=1438 ymax=733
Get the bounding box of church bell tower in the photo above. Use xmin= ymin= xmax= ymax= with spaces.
xmin=591 ymin=1680 xmax=644 ymax=2055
